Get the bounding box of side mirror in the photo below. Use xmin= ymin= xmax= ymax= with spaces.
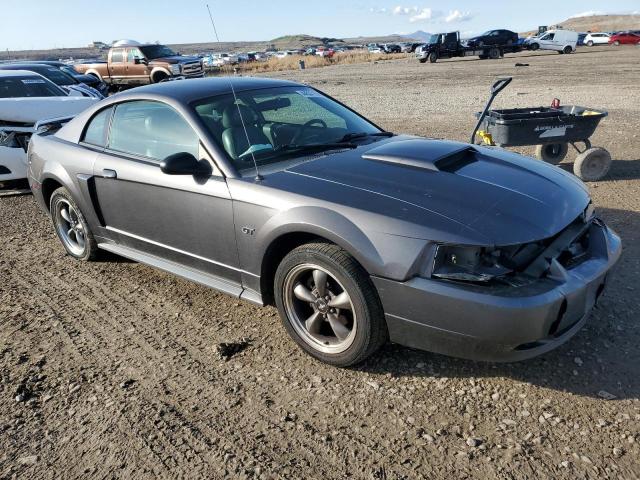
xmin=160 ymin=152 xmax=210 ymax=176
xmin=134 ymin=57 xmax=147 ymax=65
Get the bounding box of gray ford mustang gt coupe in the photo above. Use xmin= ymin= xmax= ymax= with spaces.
xmin=27 ymin=77 xmax=621 ymax=366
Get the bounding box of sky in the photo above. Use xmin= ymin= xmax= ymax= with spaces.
xmin=1 ymin=0 xmax=639 ymax=51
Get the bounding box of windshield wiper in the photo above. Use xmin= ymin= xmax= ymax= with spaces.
xmin=338 ymin=131 xmax=394 ymax=142
xmin=275 ymin=142 xmax=358 ymax=154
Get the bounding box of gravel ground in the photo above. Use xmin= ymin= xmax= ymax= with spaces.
xmin=1 ymin=47 xmax=639 ymax=479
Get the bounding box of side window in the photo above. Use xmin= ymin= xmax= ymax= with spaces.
xmin=108 ymin=101 xmax=200 ymax=161
xmin=82 ymin=107 xmax=113 ymax=147
xmin=111 ymin=49 xmax=124 ymax=63
xmin=127 ymin=48 xmax=143 ymax=63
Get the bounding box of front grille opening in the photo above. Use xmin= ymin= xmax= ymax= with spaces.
xmin=548 ymin=299 xmax=567 ymax=336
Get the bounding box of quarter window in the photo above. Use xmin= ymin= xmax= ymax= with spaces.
xmin=108 ymin=101 xmax=199 ymax=161
xmin=82 ymin=107 xmax=113 ymax=147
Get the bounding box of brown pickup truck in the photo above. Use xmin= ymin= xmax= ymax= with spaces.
xmin=75 ymin=40 xmax=204 ymax=86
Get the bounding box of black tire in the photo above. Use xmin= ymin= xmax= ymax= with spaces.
xmin=573 ymin=147 xmax=612 ymax=181
xmin=428 ymin=52 xmax=438 ymax=63
xmin=530 ymin=43 xmax=540 ymax=51
xmin=50 ymin=187 xmax=98 ymax=261
xmin=563 ymin=45 xmax=573 ymax=54
xmin=274 ymin=242 xmax=388 ymax=366
xmin=488 ymin=47 xmax=500 ymax=60
xmin=535 ymin=143 xmax=569 ymax=164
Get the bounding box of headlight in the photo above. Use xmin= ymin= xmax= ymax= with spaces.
xmin=170 ymin=64 xmax=181 ymax=75
xmin=431 ymin=245 xmax=511 ymax=283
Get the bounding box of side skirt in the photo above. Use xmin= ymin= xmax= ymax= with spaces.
xmin=97 ymin=242 xmax=264 ymax=306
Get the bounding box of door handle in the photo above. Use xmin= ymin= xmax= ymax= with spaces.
xmin=102 ymin=169 xmax=117 ymax=179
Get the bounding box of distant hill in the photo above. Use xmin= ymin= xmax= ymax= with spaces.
xmin=522 ymin=14 xmax=640 ymax=36
xmin=402 ymin=31 xmax=433 ymax=42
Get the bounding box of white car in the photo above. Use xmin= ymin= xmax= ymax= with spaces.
xmin=528 ymin=30 xmax=578 ymax=53
xmin=584 ymin=33 xmax=611 ymax=46
xmin=0 ymin=71 xmax=98 ymax=183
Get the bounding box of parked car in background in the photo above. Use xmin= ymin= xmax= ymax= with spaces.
xmin=0 ymin=70 xmax=98 ymax=183
xmin=584 ymin=33 xmax=611 ymax=46
xmin=609 ymin=32 xmax=640 ymax=45
xmin=466 ymin=29 xmax=519 ymax=48
xmin=382 ymin=44 xmax=402 ymax=53
xmin=417 ymin=31 xmax=522 ymax=62
xmin=75 ymin=40 xmax=204 ymax=86
xmin=577 ymin=33 xmax=588 ymax=46
xmin=0 ymin=63 xmax=104 ymax=98
xmin=32 ymin=61 xmax=109 ymax=97
xmin=315 ymin=48 xmax=335 ymax=58
xmin=527 ymin=30 xmax=578 ymax=54
xmin=367 ymin=43 xmax=383 ymax=53
xmin=27 ymin=77 xmax=620 ymax=366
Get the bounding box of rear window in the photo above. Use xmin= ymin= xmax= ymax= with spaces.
xmin=0 ymin=76 xmax=66 ymax=98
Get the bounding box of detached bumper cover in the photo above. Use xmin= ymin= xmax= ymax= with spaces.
xmin=373 ymin=222 xmax=621 ymax=362
xmin=0 ymin=146 xmax=27 ymax=181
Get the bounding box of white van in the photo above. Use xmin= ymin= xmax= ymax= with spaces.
xmin=529 ymin=30 xmax=578 ymax=53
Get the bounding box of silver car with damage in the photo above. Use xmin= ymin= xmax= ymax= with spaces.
xmin=27 ymin=77 xmax=621 ymax=366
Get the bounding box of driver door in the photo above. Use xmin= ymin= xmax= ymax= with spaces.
xmin=89 ymin=100 xmax=242 ymax=285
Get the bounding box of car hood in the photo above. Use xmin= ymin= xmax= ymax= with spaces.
xmin=0 ymin=97 xmax=99 ymax=124
xmin=150 ymin=56 xmax=201 ymax=65
xmin=279 ymin=136 xmax=590 ymax=246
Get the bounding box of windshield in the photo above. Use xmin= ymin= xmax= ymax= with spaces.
xmin=0 ymin=75 xmax=67 ymax=98
xmin=37 ymin=67 xmax=77 ymax=86
xmin=60 ymin=65 xmax=80 ymax=76
xmin=140 ymin=45 xmax=177 ymax=59
xmin=427 ymin=34 xmax=440 ymax=44
xmin=193 ymin=86 xmax=381 ymax=174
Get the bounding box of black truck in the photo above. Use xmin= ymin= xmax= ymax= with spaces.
xmin=415 ymin=31 xmax=523 ymax=63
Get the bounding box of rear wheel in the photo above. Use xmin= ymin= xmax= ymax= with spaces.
xmin=50 ymin=187 xmax=98 ymax=261
xmin=573 ymin=147 xmax=612 ymax=181
xmin=274 ymin=242 xmax=388 ymax=366
xmin=536 ymin=143 xmax=569 ymax=164
xmin=587 ymin=40 xmax=594 ymax=47
xmin=563 ymin=45 xmax=573 ymax=54
xmin=488 ymin=47 xmax=500 ymax=59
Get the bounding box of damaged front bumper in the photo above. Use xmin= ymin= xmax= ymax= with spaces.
xmin=373 ymin=221 xmax=622 ymax=362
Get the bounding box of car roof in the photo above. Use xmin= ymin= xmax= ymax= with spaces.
xmin=115 ymin=77 xmax=302 ymax=103
xmin=0 ymin=63 xmax=50 ymax=71
xmin=0 ymin=69 xmax=45 ymax=78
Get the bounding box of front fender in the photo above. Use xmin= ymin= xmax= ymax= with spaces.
xmin=150 ymin=67 xmax=172 ymax=81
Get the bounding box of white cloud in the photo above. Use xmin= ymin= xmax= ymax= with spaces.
xmin=393 ymin=5 xmax=419 ymax=16
xmin=568 ymin=11 xmax=605 ymax=19
xmin=445 ymin=9 xmax=472 ymax=23
xmin=409 ymin=8 xmax=437 ymax=22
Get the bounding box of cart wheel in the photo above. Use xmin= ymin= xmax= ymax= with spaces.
xmin=573 ymin=147 xmax=612 ymax=181
xmin=536 ymin=143 xmax=569 ymax=165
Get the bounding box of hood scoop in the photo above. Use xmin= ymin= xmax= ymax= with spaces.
xmin=362 ymin=138 xmax=478 ymax=172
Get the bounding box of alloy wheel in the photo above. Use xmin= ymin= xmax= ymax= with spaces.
xmin=55 ymin=199 xmax=86 ymax=256
xmin=283 ymin=264 xmax=357 ymax=354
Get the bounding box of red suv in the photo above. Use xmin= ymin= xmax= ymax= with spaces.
xmin=609 ymin=32 xmax=640 ymax=45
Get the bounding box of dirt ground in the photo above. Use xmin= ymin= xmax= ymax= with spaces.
xmin=1 ymin=47 xmax=639 ymax=479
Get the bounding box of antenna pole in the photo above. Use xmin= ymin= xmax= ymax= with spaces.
xmin=206 ymin=4 xmax=263 ymax=181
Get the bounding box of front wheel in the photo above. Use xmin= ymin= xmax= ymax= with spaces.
xmin=50 ymin=187 xmax=98 ymax=261
xmin=573 ymin=147 xmax=612 ymax=181
xmin=275 ymin=242 xmax=388 ymax=366
xmin=529 ymin=43 xmax=540 ymax=51
xmin=587 ymin=40 xmax=594 ymax=47
xmin=428 ymin=52 xmax=438 ymax=63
